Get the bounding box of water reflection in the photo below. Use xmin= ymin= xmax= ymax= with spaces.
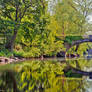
xmin=66 ymin=58 xmax=92 ymax=92
xmin=67 ymin=58 xmax=92 ymax=71
xmin=0 ymin=58 xmax=92 ymax=92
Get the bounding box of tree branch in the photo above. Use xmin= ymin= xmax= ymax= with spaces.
xmin=68 ymin=1 xmax=78 ymax=12
xmin=20 ymin=4 xmax=32 ymax=21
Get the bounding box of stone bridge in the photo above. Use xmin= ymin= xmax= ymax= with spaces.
xmin=63 ymin=35 xmax=92 ymax=78
xmin=64 ymin=37 xmax=92 ymax=52
xmin=57 ymin=35 xmax=92 ymax=58
xmin=62 ymin=35 xmax=92 ymax=58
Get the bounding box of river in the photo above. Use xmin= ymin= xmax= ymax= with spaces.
xmin=0 ymin=58 xmax=92 ymax=92
xmin=65 ymin=58 xmax=92 ymax=92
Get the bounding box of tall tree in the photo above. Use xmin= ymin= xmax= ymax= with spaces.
xmin=73 ymin=0 xmax=92 ymax=33
xmin=0 ymin=0 xmax=46 ymax=51
xmin=54 ymin=0 xmax=85 ymax=37
xmin=74 ymin=0 xmax=92 ymax=19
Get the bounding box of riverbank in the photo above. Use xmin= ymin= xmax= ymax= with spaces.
xmin=0 ymin=55 xmax=80 ymax=65
xmin=0 ymin=56 xmax=65 ymax=65
xmin=0 ymin=56 xmax=26 ymax=65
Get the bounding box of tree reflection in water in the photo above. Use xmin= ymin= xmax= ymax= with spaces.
xmin=0 ymin=59 xmax=92 ymax=92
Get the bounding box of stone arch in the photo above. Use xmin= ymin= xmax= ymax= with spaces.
xmin=65 ymin=38 xmax=92 ymax=58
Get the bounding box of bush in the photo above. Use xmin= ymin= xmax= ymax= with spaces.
xmin=13 ymin=47 xmax=41 ymax=58
xmin=13 ymin=50 xmax=24 ymax=58
xmin=23 ymin=47 xmax=41 ymax=58
xmin=0 ymin=49 xmax=13 ymax=57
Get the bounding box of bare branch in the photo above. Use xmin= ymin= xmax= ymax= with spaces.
xmin=68 ymin=1 xmax=78 ymax=12
xmin=15 ymin=6 xmax=18 ymax=21
xmin=40 ymin=0 xmax=45 ymax=9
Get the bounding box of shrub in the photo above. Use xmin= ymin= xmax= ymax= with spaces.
xmin=0 ymin=49 xmax=13 ymax=57
xmin=13 ymin=50 xmax=24 ymax=58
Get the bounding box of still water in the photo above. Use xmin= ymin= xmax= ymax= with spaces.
xmin=67 ymin=58 xmax=92 ymax=92
xmin=0 ymin=58 xmax=92 ymax=92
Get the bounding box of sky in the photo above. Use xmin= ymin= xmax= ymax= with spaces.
xmin=88 ymin=15 xmax=92 ymax=23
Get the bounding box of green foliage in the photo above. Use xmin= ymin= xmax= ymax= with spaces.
xmin=13 ymin=50 xmax=24 ymax=58
xmin=0 ymin=0 xmax=91 ymax=58
xmin=54 ymin=0 xmax=85 ymax=36
xmin=65 ymin=36 xmax=83 ymax=44
xmin=23 ymin=47 xmax=41 ymax=57
xmin=0 ymin=49 xmax=13 ymax=57
xmin=77 ymin=43 xmax=89 ymax=56
xmin=18 ymin=3 xmax=65 ymax=57
xmin=0 ymin=0 xmax=48 ymax=51
xmin=14 ymin=47 xmax=41 ymax=58
xmin=0 ymin=0 xmax=65 ymax=57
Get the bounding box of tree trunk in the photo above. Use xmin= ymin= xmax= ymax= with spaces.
xmin=5 ymin=30 xmax=18 ymax=52
xmin=75 ymin=44 xmax=79 ymax=52
xmin=5 ymin=5 xmax=19 ymax=51
xmin=62 ymin=25 xmax=65 ymax=38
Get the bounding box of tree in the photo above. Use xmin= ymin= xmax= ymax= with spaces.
xmin=74 ymin=0 xmax=92 ymax=19
xmin=19 ymin=5 xmax=64 ymax=57
xmin=73 ymin=0 xmax=92 ymax=33
xmin=0 ymin=0 xmax=46 ymax=51
xmin=53 ymin=0 xmax=85 ymax=37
